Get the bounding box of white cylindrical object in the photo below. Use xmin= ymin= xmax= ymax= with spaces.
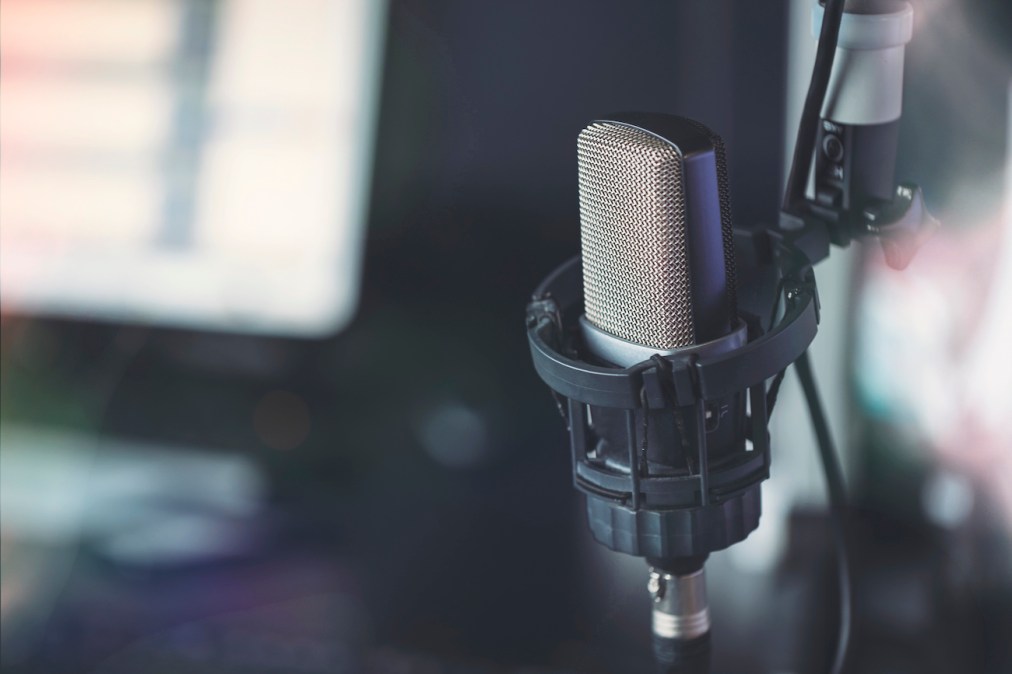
xmin=813 ymin=0 xmax=913 ymax=125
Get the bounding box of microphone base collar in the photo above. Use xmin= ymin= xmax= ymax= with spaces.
xmin=585 ymin=481 xmax=761 ymax=559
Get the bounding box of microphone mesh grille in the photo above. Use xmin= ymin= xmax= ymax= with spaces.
xmin=578 ymin=122 xmax=695 ymax=349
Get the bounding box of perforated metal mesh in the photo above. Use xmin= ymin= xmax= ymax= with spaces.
xmin=577 ymin=122 xmax=695 ymax=349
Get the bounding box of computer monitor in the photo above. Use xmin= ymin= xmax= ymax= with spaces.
xmin=0 ymin=0 xmax=387 ymax=336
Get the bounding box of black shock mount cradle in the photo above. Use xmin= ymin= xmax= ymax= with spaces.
xmin=525 ymin=226 xmax=823 ymax=560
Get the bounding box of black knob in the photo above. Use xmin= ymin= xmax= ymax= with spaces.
xmin=822 ymin=134 xmax=844 ymax=162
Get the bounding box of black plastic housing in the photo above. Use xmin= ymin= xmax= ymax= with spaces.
xmin=814 ymin=118 xmax=900 ymax=215
xmin=525 ymin=237 xmax=820 ymax=559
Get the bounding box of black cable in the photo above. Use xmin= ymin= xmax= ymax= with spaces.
xmin=766 ymin=368 xmax=787 ymax=415
xmin=782 ymin=0 xmax=846 ymax=214
xmin=767 ymin=278 xmax=787 ymax=333
xmin=794 ymin=349 xmax=851 ymax=674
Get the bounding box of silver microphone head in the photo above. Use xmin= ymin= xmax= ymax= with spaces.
xmin=578 ymin=122 xmax=695 ymax=349
xmin=577 ymin=114 xmax=736 ymax=364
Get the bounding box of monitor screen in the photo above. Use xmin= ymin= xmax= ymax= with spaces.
xmin=0 ymin=0 xmax=386 ymax=336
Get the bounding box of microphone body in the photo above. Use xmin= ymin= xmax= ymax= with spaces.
xmin=575 ymin=114 xmax=751 ymax=656
xmin=574 ymin=113 xmax=754 ymax=555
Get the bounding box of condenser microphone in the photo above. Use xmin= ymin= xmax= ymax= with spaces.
xmin=575 ymin=114 xmax=745 ymax=663
xmin=526 ymin=112 xmax=819 ymax=669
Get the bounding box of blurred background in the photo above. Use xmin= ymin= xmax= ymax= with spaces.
xmin=0 ymin=0 xmax=1010 ymax=672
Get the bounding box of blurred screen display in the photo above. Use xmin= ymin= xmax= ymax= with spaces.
xmin=0 ymin=0 xmax=386 ymax=335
